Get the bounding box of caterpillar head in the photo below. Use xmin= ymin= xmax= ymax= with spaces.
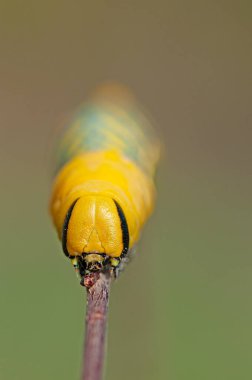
xmin=62 ymin=196 xmax=129 ymax=276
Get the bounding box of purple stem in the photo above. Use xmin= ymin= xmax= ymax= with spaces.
xmin=82 ymin=272 xmax=111 ymax=380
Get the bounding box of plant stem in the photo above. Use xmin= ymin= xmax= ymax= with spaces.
xmin=82 ymin=271 xmax=111 ymax=380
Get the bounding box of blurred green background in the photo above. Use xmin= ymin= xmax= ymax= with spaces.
xmin=1 ymin=1 xmax=252 ymax=379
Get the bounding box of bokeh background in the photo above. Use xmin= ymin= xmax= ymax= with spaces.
xmin=1 ymin=1 xmax=252 ymax=379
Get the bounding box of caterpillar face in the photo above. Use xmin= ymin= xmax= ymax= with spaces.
xmin=62 ymin=196 xmax=129 ymax=276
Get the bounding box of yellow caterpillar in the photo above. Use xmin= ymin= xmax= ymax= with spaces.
xmin=50 ymin=84 xmax=160 ymax=282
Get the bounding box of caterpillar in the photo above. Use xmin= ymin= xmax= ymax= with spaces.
xmin=50 ymin=84 xmax=160 ymax=284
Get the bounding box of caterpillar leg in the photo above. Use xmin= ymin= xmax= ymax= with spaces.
xmin=71 ymin=257 xmax=80 ymax=278
xmin=110 ymin=257 xmax=121 ymax=278
xmin=110 ymin=249 xmax=134 ymax=278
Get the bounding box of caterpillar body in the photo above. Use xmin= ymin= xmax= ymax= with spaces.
xmin=50 ymin=84 xmax=160 ymax=283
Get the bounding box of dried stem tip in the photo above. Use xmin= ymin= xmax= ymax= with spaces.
xmin=82 ymin=271 xmax=111 ymax=380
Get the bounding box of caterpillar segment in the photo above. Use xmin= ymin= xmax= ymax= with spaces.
xmin=50 ymin=84 xmax=160 ymax=283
